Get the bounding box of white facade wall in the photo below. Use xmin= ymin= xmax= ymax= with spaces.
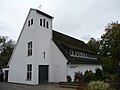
xmin=8 ymin=10 xmax=37 ymax=84
xmin=67 ymin=64 xmax=102 ymax=81
xmin=8 ymin=9 xmax=54 ymax=85
xmin=32 ymin=11 xmax=53 ymax=84
xmin=51 ymin=41 xmax=68 ymax=82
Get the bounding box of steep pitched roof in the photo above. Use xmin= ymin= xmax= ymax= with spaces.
xmin=52 ymin=30 xmax=101 ymax=65
xmin=28 ymin=8 xmax=54 ymax=19
xmin=35 ymin=9 xmax=54 ymax=19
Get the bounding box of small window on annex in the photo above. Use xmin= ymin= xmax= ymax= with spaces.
xmin=69 ymin=50 xmax=74 ymax=56
xmin=28 ymin=41 xmax=32 ymax=56
xmin=76 ymin=51 xmax=80 ymax=57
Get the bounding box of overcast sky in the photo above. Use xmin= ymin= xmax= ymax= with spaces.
xmin=0 ymin=0 xmax=120 ymax=43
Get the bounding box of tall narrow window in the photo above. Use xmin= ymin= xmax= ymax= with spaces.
xmin=43 ymin=19 xmax=45 ymax=27
xmin=28 ymin=41 xmax=32 ymax=56
xmin=31 ymin=19 xmax=33 ymax=25
xmin=46 ymin=21 xmax=49 ymax=29
xmin=40 ymin=19 xmax=42 ymax=26
xmin=28 ymin=20 xmax=30 ymax=26
xmin=28 ymin=19 xmax=33 ymax=26
xmin=27 ymin=64 xmax=32 ymax=80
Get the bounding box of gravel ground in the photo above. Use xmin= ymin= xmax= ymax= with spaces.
xmin=0 ymin=82 xmax=76 ymax=90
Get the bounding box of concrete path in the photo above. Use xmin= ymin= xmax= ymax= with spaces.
xmin=0 ymin=82 xmax=76 ymax=90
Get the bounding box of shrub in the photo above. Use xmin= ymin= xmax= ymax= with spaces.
xmin=83 ymin=70 xmax=95 ymax=82
xmin=66 ymin=75 xmax=72 ymax=82
xmin=0 ymin=69 xmax=3 ymax=82
xmin=74 ymin=71 xmax=83 ymax=83
xmin=103 ymin=72 xmax=118 ymax=82
xmin=88 ymin=81 xmax=110 ymax=90
xmin=95 ymin=68 xmax=103 ymax=81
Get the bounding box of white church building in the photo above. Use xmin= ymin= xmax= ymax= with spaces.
xmin=7 ymin=8 xmax=102 ymax=85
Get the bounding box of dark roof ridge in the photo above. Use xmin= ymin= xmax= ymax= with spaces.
xmin=30 ymin=8 xmax=54 ymax=19
xmin=52 ymin=30 xmax=97 ymax=54
xmin=52 ymin=30 xmax=101 ymax=65
xmin=52 ymin=30 xmax=85 ymax=43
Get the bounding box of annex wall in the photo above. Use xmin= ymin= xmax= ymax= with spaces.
xmin=67 ymin=64 xmax=102 ymax=81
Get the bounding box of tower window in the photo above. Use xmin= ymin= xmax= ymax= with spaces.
xmin=31 ymin=19 xmax=33 ymax=25
xmin=28 ymin=18 xmax=33 ymax=26
xmin=26 ymin=64 xmax=32 ymax=80
xmin=43 ymin=19 xmax=45 ymax=27
xmin=40 ymin=19 xmax=42 ymax=26
xmin=28 ymin=41 xmax=32 ymax=56
xmin=28 ymin=20 xmax=30 ymax=26
xmin=46 ymin=21 xmax=49 ymax=29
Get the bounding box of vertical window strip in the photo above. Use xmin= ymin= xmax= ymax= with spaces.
xmin=28 ymin=41 xmax=32 ymax=56
xmin=46 ymin=21 xmax=49 ymax=29
xmin=40 ymin=19 xmax=42 ymax=26
xmin=27 ymin=64 xmax=32 ymax=80
xmin=28 ymin=18 xmax=33 ymax=27
xmin=28 ymin=20 xmax=30 ymax=26
xmin=31 ymin=19 xmax=33 ymax=25
xmin=43 ymin=19 xmax=45 ymax=27
xmin=69 ymin=50 xmax=98 ymax=60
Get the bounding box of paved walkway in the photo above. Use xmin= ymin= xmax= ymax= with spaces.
xmin=0 ymin=82 xmax=76 ymax=90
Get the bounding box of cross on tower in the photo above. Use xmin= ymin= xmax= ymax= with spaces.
xmin=43 ymin=51 xmax=46 ymax=59
xmin=38 ymin=4 xmax=42 ymax=10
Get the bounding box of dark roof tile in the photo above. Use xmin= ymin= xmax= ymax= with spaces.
xmin=52 ymin=30 xmax=101 ymax=65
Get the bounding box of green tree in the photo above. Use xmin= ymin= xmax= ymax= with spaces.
xmin=0 ymin=36 xmax=15 ymax=68
xmin=95 ymin=68 xmax=103 ymax=81
xmin=87 ymin=38 xmax=100 ymax=54
xmin=101 ymin=57 xmax=116 ymax=74
xmin=100 ymin=22 xmax=120 ymax=60
xmin=87 ymin=22 xmax=120 ymax=81
xmin=83 ymin=70 xmax=95 ymax=82
xmin=100 ymin=22 xmax=120 ymax=73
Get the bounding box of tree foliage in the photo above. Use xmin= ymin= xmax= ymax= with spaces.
xmin=87 ymin=22 xmax=120 ymax=75
xmin=83 ymin=70 xmax=95 ymax=82
xmin=74 ymin=71 xmax=83 ymax=82
xmin=100 ymin=22 xmax=120 ymax=61
xmin=0 ymin=36 xmax=15 ymax=68
xmin=101 ymin=57 xmax=116 ymax=74
xmin=88 ymin=81 xmax=110 ymax=90
xmin=87 ymin=38 xmax=100 ymax=53
xmin=95 ymin=68 xmax=103 ymax=81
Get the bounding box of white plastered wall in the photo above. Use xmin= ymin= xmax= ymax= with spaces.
xmin=32 ymin=11 xmax=53 ymax=84
xmin=8 ymin=10 xmax=36 ymax=84
xmin=67 ymin=64 xmax=102 ymax=81
xmin=51 ymin=41 xmax=68 ymax=82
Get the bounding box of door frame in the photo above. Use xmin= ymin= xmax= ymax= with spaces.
xmin=38 ymin=65 xmax=49 ymax=84
xmin=4 ymin=70 xmax=9 ymax=82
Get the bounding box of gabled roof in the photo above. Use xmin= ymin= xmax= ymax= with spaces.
xmin=52 ymin=30 xmax=101 ymax=65
xmin=31 ymin=8 xmax=54 ymax=19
